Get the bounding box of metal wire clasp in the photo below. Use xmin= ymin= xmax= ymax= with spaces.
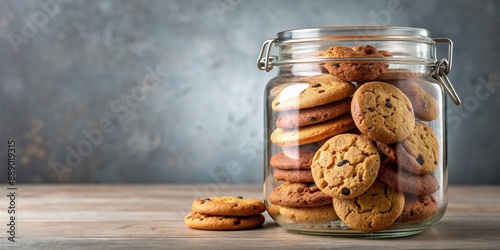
xmin=257 ymin=39 xmax=279 ymax=72
xmin=433 ymin=38 xmax=461 ymax=105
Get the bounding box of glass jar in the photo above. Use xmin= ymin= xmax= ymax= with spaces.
xmin=257 ymin=26 xmax=460 ymax=237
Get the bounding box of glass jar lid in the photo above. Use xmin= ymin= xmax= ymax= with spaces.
xmin=277 ymin=26 xmax=431 ymax=42
xmin=257 ymin=26 xmax=461 ymax=105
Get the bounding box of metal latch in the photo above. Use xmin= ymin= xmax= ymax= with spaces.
xmin=433 ymin=38 xmax=461 ymax=106
xmin=256 ymin=39 xmax=278 ymax=72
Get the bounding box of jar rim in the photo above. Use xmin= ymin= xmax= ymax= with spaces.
xmin=277 ymin=26 xmax=431 ymax=41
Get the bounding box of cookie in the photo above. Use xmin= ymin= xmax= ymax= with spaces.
xmin=266 ymin=204 xmax=282 ymax=217
xmin=320 ymin=45 xmax=390 ymax=82
xmin=396 ymin=194 xmax=438 ymax=223
xmin=351 ymin=81 xmax=415 ymax=144
xmin=270 ymin=114 xmax=355 ymax=147
xmin=333 ymin=181 xmax=405 ymax=232
xmin=279 ymin=205 xmax=339 ymax=223
xmin=311 ymin=134 xmax=380 ymax=199
xmin=184 ymin=211 xmax=265 ymax=230
xmin=271 ymin=74 xmax=356 ymax=111
xmin=389 ymin=79 xmax=439 ymax=121
xmin=270 ymin=144 xmax=318 ymax=170
xmin=275 ymin=98 xmax=352 ymax=128
xmin=273 ymin=169 xmax=314 ymax=183
xmin=377 ymin=159 xmax=439 ymax=196
xmin=376 ymin=68 xmax=421 ymax=80
xmin=191 ymin=196 xmax=265 ymax=216
xmin=377 ymin=121 xmax=439 ymax=175
xmin=269 ymin=182 xmax=332 ymax=207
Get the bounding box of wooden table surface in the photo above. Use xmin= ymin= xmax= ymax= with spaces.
xmin=1 ymin=184 xmax=499 ymax=249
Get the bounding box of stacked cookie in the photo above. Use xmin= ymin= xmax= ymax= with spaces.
xmin=266 ymin=45 xmax=440 ymax=232
xmin=369 ymin=82 xmax=440 ymax=224
xmin=270 ymin=74 xmax=357 ymax=146
xmin=184 ymin=196 xmax=265 ymax=230
xmin=268 ymin=74 xmax=357 ymax=223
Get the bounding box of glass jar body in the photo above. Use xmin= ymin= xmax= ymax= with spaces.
xmin=262 ymin=28 xmax=448 ymax=237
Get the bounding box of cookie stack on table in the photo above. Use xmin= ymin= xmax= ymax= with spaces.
xmin=267 ymin=45 xmax=440 ymax=232
xmin=184 ymin=196 xmax=265 ymax=230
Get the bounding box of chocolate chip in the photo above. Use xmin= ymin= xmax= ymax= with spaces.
xmin=385 ymin=101 xmax=393 ymax=108
xmin=307 ymin=183 xmax=317 ymax=188
xmin=236 ymin=196 xmax=243 ymax=199
xmin=368 ymin=107 xmax=375 ymax=112
xmin=416 ymin=155 xmax=424 ymax=165
xmin=309 ymin=117 xmax=318 ymax=122
xmin=318 ymin=90 xmax=325 ymax=93
xmin=200 ymin=197 xmax=211 ymax=204
xmin=341 ymin=188 xmax=350 ymax=196
xmin=333 ymin=63 xmax=340 ymax=67
xmin=312 ymin=83 xmax=322 ymax=88
xmin=233 ymin=220 xmax=241 ymax=226
xmin=337 ymin=160 xmax=349 ymax=167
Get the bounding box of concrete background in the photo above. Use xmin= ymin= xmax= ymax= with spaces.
xmin=0 ymin=0 xmax=499 ymax=184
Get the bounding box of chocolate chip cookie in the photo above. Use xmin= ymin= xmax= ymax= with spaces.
xmin=279 ymin=205 xmax=339 ymax=223
xmin=270 ymin=144 xmax=318 ymax=170
xmin=269 ymin=182 xmax=332 ymax=207
xmin=275 ymin=98 xmax=352 ymax=128
xmin=351 ymin=81 xmax=415 ymax=144
xmin=333 ymin=181 xmax=404 ymax=232
xmin=377 ymin=121 xmax=439 ymax=175
xmin=396 ymin=194 xmax=439 ymax=223
xmin=184 ymin=211 xmax=265 ymax=230
xmin=390 ymin=79 xmax=439 ymax=121
xmin=191 ymin=196 xmax=265 ymax=216
xmin=311 ymin=134 xmax=380 ymax=199
xmin=377 ymin=159 xmax=439 ymax=196
xmin=271 ymin=74 xmax=356 ymax=111
xmin=270 ymin=114 xmax=355 ymax=147
xmin=319 ymin=45 xmax=391 ymax=82
xmin=273 ymin=169 xmax=314 ymax=183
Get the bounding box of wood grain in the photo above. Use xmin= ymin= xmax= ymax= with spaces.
xmin=1 ymin=184 xmax=499 ymax=249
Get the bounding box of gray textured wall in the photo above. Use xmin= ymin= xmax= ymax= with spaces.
xmin=1 ymin=0 xmax=499 ymax=184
